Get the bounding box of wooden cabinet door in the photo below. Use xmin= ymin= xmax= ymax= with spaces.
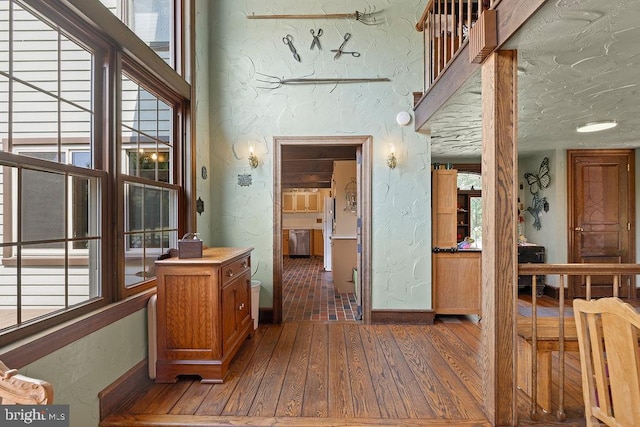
xmin=283 ymin=230 xmax=289 ymax=256
xmin=222 ymin=274 xmax=251 ymax=354
xmin=432 ymin=169 xmax=458 ymax=249
xmin=294 ymin=193 xmax=306 ymax=211
xmin=433 ymin=251 xmax=481 ymax=315
xmin=235 ymin=275 xmax=252 ymax=334
xmin=283 ymin=193 xmax=294 ymax=212
xmin=306 ymin=193 xmax=319 ymax=212
xmin=313 ymin=229 xmax=323 ymax=256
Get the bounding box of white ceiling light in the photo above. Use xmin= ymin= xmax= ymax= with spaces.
xmin=576 ymin=120 xmax=618 ymax=133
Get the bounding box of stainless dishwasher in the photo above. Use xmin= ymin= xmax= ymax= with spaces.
xmin=288 ymin=229 xmax=310 ymax=258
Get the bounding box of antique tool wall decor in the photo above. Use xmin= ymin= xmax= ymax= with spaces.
xmin=255 ymin=73 xmax=389 ymax=89
xmin=247 ymin=9 xmax=381 ymax=26
xmin=331 ymin=33 xmax=360 ymax=59
xmin=310 ymin=29 xmax=322 ymax=50
xmin=282 ymin=34 xmax=301 ymax=62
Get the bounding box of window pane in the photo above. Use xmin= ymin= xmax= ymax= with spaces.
xmin=12 ymin=80 xmax=59 ymax=142
xmin=457 ymin=172 xmax=482 ymax=190
xmin=124 ymin=181 xmax=177 ymax=288
xmin=2 ymin=2 xmax=95 ymax=162
xmin=99 ymin=0 xmax=174 ymax=68
xmin=22 ymin=168 xmax=66 ymax=246
xmin=121 ymin=73 xmax=173 ymax=183
xmin=0 ymin=1 xmax=102 ymax=333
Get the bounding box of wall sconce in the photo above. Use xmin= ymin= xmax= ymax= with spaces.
xmin=387 ymin=147 xmax=397 ymax=169
xmin=248 ymin=147 xmax=258 ymax=169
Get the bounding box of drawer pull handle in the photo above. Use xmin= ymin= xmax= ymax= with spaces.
xmin=226 ymin=268 xmax=234 ymax=277
xmin=238 ymin=303 xmax=245 ymax=310
xmin=241 ymin=261 xmax=248 ymax=268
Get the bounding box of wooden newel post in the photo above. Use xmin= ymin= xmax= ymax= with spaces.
xmin=480 ymin=49 xmax=518 ymax=426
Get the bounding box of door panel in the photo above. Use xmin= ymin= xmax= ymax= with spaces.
xmin=568 ymin=150 xmax=634 ymax=298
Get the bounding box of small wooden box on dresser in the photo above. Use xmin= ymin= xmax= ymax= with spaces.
xmin=154 ymin=247 xmax=254 ymax=384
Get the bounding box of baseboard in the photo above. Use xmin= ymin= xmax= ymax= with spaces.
xmin=259 ymin=308 xmax=436 ymax=324
xmin=98 ymin=359 xmax=154 ymax=421
xmin=369 ymin=310 xmax=435 ymax=325
xmin=259 ymin=308 xmax=273 ymax=324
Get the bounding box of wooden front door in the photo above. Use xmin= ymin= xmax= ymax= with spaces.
xmin=568 ymin=150 xmax=635 ymax=298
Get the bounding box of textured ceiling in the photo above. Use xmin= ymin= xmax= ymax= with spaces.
xmin=426 ymin=0 xmax=640 ymax=160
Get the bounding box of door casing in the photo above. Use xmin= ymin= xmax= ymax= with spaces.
xmin=273 ymin=136 xmax=372 ymax=323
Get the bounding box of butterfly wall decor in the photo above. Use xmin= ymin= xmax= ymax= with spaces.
xmin=524 ymin=156 xmax=550 ymax=195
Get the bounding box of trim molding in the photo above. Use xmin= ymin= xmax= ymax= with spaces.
xmin=98 ymin=359 xmax=153 ymax=421
xmin=0 ymin=289 xmax=156 ymax=369
xmin=370 ymin=310 xmax=435 ymax=325
xmin=259 ymin=308 xmax=273 ymax=325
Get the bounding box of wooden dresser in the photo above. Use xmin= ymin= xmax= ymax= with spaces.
xmin=154 ymin=247 xmax=253 ymax=383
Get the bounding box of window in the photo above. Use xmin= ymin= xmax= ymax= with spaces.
xmin=457 ymin=171 xmax=482 ymax=249
xmin=0 ymin=0 xmax=103 ymax=331
xmin=121 ymin=71 xmax=179 ymax=289
xmin=0 ymin=0 xmax=191 ymax=339
xmin=99 ymin=0 xmax=175 ymax=68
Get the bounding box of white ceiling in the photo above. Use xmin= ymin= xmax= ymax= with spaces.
xmin=425 ymin=0 xmax=640 ymax=160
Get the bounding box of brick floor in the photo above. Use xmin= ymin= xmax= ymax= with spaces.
xmin=283 ymin=256 xmax=359 ymax=322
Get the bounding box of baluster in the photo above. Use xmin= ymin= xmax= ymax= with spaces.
xmin=530 ymin=274 xmax=538 ymax=419
xmin=557 ymin=274 xmax=566 ymax=421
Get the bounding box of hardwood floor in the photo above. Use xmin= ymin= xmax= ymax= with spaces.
xmin=101 ymin=320 xmax=490 ymax=426
xmin=100 ymin=315 xmax=588 ymax=426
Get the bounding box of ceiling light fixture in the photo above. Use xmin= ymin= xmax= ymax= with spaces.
xmin=576 ymin=120 xmax=618 ymax=133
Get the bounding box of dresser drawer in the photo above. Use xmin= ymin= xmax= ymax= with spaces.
xmin=222 ymin=256 xmax=250 ymax=286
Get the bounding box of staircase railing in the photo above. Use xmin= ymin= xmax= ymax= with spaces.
xmin=416 ymin=0 xmax=501 ymax=94
xmin=517 ymin=263 xmax=640 ymax=421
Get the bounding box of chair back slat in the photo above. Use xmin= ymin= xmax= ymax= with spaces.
xmin=574 ymin=297 xmax=640 ymax=427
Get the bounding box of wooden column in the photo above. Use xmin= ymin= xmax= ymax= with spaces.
xmin=480 ymin=49 xmax=518 ymax=425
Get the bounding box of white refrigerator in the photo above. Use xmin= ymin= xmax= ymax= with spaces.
xmin=323 ymin=197 xmax=333 ymax=271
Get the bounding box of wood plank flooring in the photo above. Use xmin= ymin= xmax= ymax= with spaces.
xmin=101 ymin=320 xmax=491 ymax=426
xmin=100 ymin=316 xmax=588 ymax=426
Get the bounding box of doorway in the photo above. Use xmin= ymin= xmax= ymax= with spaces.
xmin=567 ymin=149 xmax=636 ymax=298
xmin=273 ymin=136 xmax=372 ymax=324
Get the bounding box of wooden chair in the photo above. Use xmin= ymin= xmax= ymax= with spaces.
xmin=0 ymin=360 xmax=53 ymax=404
xmin=573 ymin=297 xmax=640 ymax=426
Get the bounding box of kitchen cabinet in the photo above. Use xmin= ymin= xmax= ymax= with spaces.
xmin=283 ymin=191 xmax=320 ymax=213
xmin=283 ymin=230 xmax=290 ymax=256
xmin=431 ymin=169 xmax=481 ymax=316
xmin=154 ymin=247 xmax=253 ymax=384
xmin=432 ymin=250 xmax=481 ymax=316
xmin=332 ymin=237 xmax=357 ymax=293
xmin=432 ymin=169 xmax=458 ymax=249
xmin=312 ymin=229 xmax=323 ymax=256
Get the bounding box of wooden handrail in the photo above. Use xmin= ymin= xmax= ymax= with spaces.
xmin=519 ymin=263 xmax=640 ymax=275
